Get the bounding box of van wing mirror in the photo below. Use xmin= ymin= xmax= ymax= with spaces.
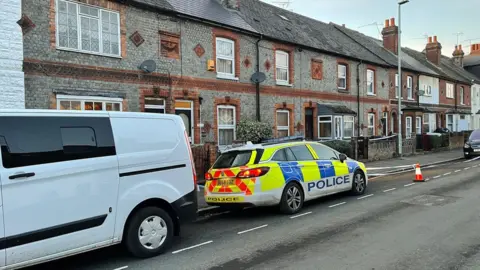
xmin=339 ymin=153 xmax=347 ymax=163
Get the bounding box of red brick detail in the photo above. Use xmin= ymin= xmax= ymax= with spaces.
xmin=193 ymin=43 xmax=205 ymax=58
xmin=139 ymin=87 xmax=201 ymax=144
xmin=212 ymin=28 xmax=240 ymax=78
xmin=159 ymin=31 xmax=181 ymax=59
xmin=366 ymin=65 xmax=377 ymax=95
xmin=130 ymin=31 xmax=145 ymax=47
xmin=311 ymin=59 xmax=323 ymax=80
xmin=23 ymin=59 xmax=391 ymax=105
xmin=337 ymin=58 xmax=350 ymax=92
xmin=272 ymin=43 xmax=295 ymax=84
xmin=18 ymin=14 xmax=36 ymax=35
xmin=273 ymin=103 xmax=295 ymax=137
xmin=303 ymin=102 xmax=318 ymax=138
xmin=381 ymin=18 xmax=398 ymax=54
xmin=49 ymin=0 xmax=126 ymax=57
xmin=388 ymin=69 xmax=418 ymax=100
xmin=470 ymin=44 xmax=480 ymax=56
xmin=213 ymin=97 xmax=241 ymax=143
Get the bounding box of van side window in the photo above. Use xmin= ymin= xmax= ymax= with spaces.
xmin=0 ymin=116 xmax=116 ymax=168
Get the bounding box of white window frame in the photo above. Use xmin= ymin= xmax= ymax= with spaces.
xmin=416 ymin=116 xmax=422 ymax=134
xmin=338 ymin=64 xmax=347 ymax=90
xmin=407 ymin=76 xmax=413 ymax=100
xmin=367 ymin=69 xmax=375 ymax=95
xmin=395 ymin=74 xmax=400 ymax=98
xmin=405 ymin=116 xmax=412 ymax=138
xmin=55 ymin=0 xmax=121 ymax=57
xmin=423 ymin=113 xmax=436 ymax=133
xmin=367 ymin=113 xmax=375 ymax=136
xmin=424 ymin=85 xmax=432 ymax=96
xmin=276 ymin=110 xmax=290 ymax=137
xmin=215 ymin=37 xmax=235 ymax=79
xmin=446 ymin=114 xmax=454 ymax=131
xmin=446 ymin=83 xmax=454 ymax=99
xmin=275 ymin=50 xmax=290 ymax=85
xmin=144 ymin=97 xmax=166 ymax=113
xmin=343 ymin=115 xmax=355 ymax=138
xmin=318 ymin=115 xmax=333 ymax=139
xmin=460 ymin=86 xmax=465 ymax=104
xmin=217 ymin=105 xmax=236 ymax=145
xmin=56 ymin=94 xmax=123 ymax=111
xmin=382 ymin=112 xmax=389 ymax=136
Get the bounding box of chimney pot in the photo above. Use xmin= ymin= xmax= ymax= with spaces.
xmin=390 ymin=18 xmax=395 ymax=26
xmin=433 ymin=36 xmax=438 ymax=43
xmin=459 ymin=44 xmax=462 ymax=50
xmin=455 ymin=45 xmax=458 ymax=50
xmin=384 ymin=19 xmax=389 ymax=28
xmin=428 ymin=36 xmax=432 ymax=43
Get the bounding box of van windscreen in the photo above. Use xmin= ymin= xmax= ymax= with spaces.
xmin=213 ymin=151 xmax=252 ymax=169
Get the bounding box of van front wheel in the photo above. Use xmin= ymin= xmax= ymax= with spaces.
xmin=124 ymin=206 xmax=174 ymax=258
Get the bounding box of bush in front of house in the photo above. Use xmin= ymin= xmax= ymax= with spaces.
xmin=427 ymin=134 xmax=442 ymax=149
xmin=321 ymin=140 xmax=352 ymax=156
xmin=236 ymin=119 xmax=273 ymax=144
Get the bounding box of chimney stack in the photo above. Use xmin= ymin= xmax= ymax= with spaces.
xmin=381 ymin=17 xmax=399 ymax=54
xmin=452 ymin=44 xmax=465 ymax=67
xmin=217 ymin=0 xmax=239 ymax=10
xmin=425 ymin=35 xmax=442 ymax=65
xmin=471 ymin=44 xmax=480 ymax=55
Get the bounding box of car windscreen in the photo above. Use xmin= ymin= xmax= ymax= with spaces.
xmin=469 ymin=130 xmax=480 ymax=141
xmin=212 ymin=150 xmax=252 ymax=169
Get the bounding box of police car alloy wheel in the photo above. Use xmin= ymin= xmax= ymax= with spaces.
xmin=280 ymin=182 xmax=304 ymax=214
xmin=351 ymin=171 xmax=366 ymax=195
xmin=124 ymin=206 xmax=174 ymax=258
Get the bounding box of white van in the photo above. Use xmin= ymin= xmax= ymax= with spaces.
xmin=0 ymin=109 xmax=197 ymax=269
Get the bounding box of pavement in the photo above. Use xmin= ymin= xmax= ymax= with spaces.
xmin=26 ymin=155 xmax=480 ymax=270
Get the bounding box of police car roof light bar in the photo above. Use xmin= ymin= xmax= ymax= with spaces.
xmin=261 ymin=135 xmax=305 ymax=145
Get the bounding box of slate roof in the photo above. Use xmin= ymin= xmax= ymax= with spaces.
xmin=166 ymin=0 xmax=257 ymax=33
xmin=464 ymin=55 xmax=480 ymax=67
xmin=132 ymin=0 xmax=175 ymax=12
xmin=237 ymin=0 xmax=389 ymax=66
xmin=317 ymin=103 xmax=357 ymax=115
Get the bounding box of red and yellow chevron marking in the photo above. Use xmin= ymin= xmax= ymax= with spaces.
xmin=205 ymin=177 xmax=256 ymax=196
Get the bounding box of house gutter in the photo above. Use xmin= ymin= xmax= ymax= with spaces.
xmin=255 ymin=35 xmax=263 ymax=121
xmin=356 ymin=60 xmax=363 ymax=137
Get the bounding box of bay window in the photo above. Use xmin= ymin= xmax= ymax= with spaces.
xmin=318 ymin=116 xmax=332 ymax=138
xmin=57 ymin=95 xmax=122 ymax=111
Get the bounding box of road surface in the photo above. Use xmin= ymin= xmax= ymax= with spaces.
xmin=27 ymin=158 xmax=480 ymax=270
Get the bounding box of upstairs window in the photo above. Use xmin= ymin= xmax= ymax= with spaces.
xmin=446 ymin=83 xmax=454 ymax=99
xmin=407 ymin=76 xmax=413 ymax=99
xmin=367 ymin=69 xmax=375 ymax=95
xmin=460 ymin=86 xmax=465 ymax=104
xmin=56 ymin=0 xmax=120 ymax=56
xmin=216 ymin=38 xmax=235 ymax=78
xmin=338 ymin=64 xmax=347 ymax=90
xmin=275 ymin=50 xmax=289 ymax=84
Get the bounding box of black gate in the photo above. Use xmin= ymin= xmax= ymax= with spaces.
xmin=191 ymin=145 xmax=212 ymax=185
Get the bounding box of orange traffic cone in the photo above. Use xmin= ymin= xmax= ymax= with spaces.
xmin=414 ymin=163 xmax=424 ymax=182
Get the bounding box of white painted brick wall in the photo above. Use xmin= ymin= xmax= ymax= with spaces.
xmin=0 ymin=0 xmax=25 ymax=109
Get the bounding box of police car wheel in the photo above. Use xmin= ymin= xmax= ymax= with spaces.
xmin=124 ymin=206 xmax=174 ymax=258
xmin=279 ymin=182 xmax=304 ymax=214
xmin=350 ymin=171 xmax=366 ymax=195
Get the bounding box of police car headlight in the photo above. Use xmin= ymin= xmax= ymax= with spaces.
xmin=464 ymin=142 xmax=471 ymax=148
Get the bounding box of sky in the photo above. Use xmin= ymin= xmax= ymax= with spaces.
xmin=261 ymin=0 xmax=480 ymax=56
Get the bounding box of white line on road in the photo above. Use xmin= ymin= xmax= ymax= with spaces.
xmin=404 ymin=183 xmax=416 ymax=187
xmin=474 ymin=165 xmax=479 ymax=168
xmin=383 ymin=188 xmax=396 ymax=192
xmin=329 ymin=202 xmax=346 ymax=208
xmin=113 ymin=267 xmax=128 ymax=270
xmin=172 ymin=240 xmax=213 ymax=254
xmin=443 ymin=172 xmax=452 ymax=176
xmin=433 ymin=175 xmax=441 ymax=179
xmin=357 ymin=194 xmax=374 ymax=200
xmin=464 ymin=167 xmax=471 ymax=170
xmin=237 ymin=224 xmax=268 ymax=235
xmin=455 ymin=170 xmax=461 ymax=173
xmin=465 ymin=156 xmax=480 ymax=162
xmin=425 ymin=178 xmax=430 ymax=181
xmin=290 ymin=212 xmax=312 ymax=219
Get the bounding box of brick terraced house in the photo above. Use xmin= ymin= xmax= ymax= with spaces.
xmin=19 ymin=0 xmax=480 ymax=146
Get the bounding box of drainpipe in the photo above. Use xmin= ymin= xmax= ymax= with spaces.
xmin=356 ymin=60 xmax=363 ymax=137
xmin=255 ymin=36 xmax=263 ymax=121
xmin=417 ymin=74 xmax=421 ymax=107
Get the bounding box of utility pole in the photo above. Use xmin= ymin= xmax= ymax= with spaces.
xmin=397 ymin=0 xmax=409 ymax=157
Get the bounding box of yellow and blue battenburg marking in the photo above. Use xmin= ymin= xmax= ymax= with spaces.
xmin=278 ymin=162 xmax=304 ymax=183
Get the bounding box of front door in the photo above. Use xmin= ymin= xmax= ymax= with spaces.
xmin=175 ymin=100 xmax=193 ymax=144
xmin=334 ymin=116 xmax=343 ymax=139
xmin=305 ymin=108 xmax=314 ymax=140
xmin=0 ymin=115 xmax=119 ymax=265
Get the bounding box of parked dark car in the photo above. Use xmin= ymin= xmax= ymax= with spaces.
xmin=463 ymin=129 xmax=480 ymax=159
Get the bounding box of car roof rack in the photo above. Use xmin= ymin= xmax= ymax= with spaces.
xmin=261 ymin=135 xmax=305 ymax=146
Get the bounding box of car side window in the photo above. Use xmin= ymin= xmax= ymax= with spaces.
xmin=310 ymin=144 xmax=338 ymax=160
xmin=289 ymin=145 xmax=315 ymax=161
xmin=285 ymin=148 xmax=297 ymax=161
xmin=272 ymin=148 xmax=287 ymax=161
xmin=0 ymin=116 xmax=116 ymax=169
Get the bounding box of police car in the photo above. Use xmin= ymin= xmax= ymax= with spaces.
xmin=204 ymin=137 xmax=368 ymax=214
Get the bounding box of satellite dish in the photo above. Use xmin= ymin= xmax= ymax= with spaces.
xmin=251 ymin=72 xmax=266 ymax=83
xmin=138 ymin=60 xmax=156 ymax=73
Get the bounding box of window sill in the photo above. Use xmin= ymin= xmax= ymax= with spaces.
xmin=276 ymin=81 xmax=293 ymax=87
xmin=56 ymin=47 xmax=122 ymax=59
xmin=367 ymin=93 xmax=376 ymax=96
xmin=338 ymin=89 xmax=349 ymax=93
xmin=407 ymin=98 xmax=415 ymax=101
xmin=216 ymin=75 xmax=239 ymax=81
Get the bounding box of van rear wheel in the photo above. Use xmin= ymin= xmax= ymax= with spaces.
xmin=124 ymin=206 xmax=174 ymax=258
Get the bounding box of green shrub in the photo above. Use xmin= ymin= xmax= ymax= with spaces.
xmin=428 ymin=135 xmax=442 ymax=149
xmin=236 ymin=119 xmax=273 ymax=144
xmin=321 ymin=140 xmax=351 ymax=156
